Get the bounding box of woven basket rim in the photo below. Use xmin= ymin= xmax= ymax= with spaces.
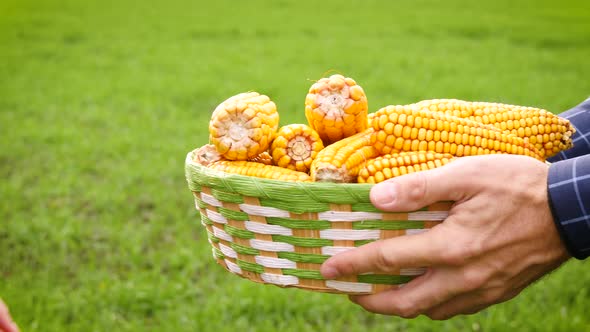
xmin=185 ymin=150 xmax=378 ymax=207
xmin=185 ymin=150 xmax=374 ymax=189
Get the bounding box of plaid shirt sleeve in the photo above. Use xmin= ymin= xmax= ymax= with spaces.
xmin=547 ymin=97 xmax=590 ymax=259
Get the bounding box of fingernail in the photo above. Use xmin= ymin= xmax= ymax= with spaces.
xmin=371 ymin=182 xmax=397 ymax=207
xmin=321 ymin=265 xmax=340 ymax=279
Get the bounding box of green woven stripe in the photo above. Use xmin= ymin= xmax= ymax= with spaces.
xmin=237 ymin=260 xmax=264 ymax=274
xmin=355 ymin=239 xmax=374 ymax=247
xmin=211 ymin=189 xmax=244 ymax=204
xmin=272 ymin=235 xmax=332 ymax=247
xmin=353 ymin=220 xmax=424 ymax=230
xmin=351 ymin=202 xmax=382 ymax=213
xmin=282 ymin=268 xmax=324 ymax=280
xmin=266 ymin=217 xmax=331 ymax=230
xmin=218 ymin=207 xmax=249 ymax=221
xmin=195 ymin=197 xmax=207 ymax=209
xmin=207 ymin=231 xmax=220 ymax=243
xmin=200 ymin=214 xmax=214 ymax=226
xmin=188 ymin=182 xmax=202 ymax=192
xmin=278 ymin=252 xmax=329 ymax=264
xmin=186 ymin=160 xmax=373 ymax=206
xmin=212 ymin=247 xmax=224 ymax=259
xmin=357 ymin=274 xmax=414 ymax=285
xmin=224 ymin=225 xmax=255 ymax=239
xmin=259 ymin=197 xmax=330 ymax=214
xmin=231 ymin=243 xmax=260 ymax=256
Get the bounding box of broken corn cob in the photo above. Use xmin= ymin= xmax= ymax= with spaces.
xmin=270 ymin=124 xmax=324 ymax=173
xmin=305 ymin=74 xmax=368 ymax=145
xmin=249 ymin=151 xmax=273 ymax=165
xmin=410 ymin=99 xmax=575 ymax=158
xmin=209 ymin=92 xmax=279 ymax=160
xmin=357 ymin=151 xmax=456 ymax=184
xmin=208 ymin=160 xmax=311 ymax=182
xmin=193 ymin=144 xmax=273 ymax=166
xmin=310 ymin=128 xmax=379 ymax=183
xmin=370 ymin=105 xmax=544 ymax=161
xmin=192 ymin=144 xmax=223 ymax=166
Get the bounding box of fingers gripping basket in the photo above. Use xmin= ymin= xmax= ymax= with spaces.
xmin=185 ymin=150 xmax=451 ymax=294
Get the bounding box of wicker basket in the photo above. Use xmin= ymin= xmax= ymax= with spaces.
xmin=185 ymin=148 xmax=451 ymax=294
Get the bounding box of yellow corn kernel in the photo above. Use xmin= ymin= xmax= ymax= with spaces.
xmin=248 ymin=151 xmax=273 ymax=165
xmin=357 ymin=151 xmax=456 ymax=184
xmin=209 ymin=92 xmax=279 ymax=161
xmin=311 ymin=128 xmax=379 ymax=183
xmin=410 ymin=99 xmax=575 ymax=158
xmin=305 ymin=74 xmax=368 ymax=145
xmin=270 ymin=124 xmax=324 ymax=173
xmin=371 ymin=105 xmax=544 ymax=161
xmin=208 ymin=160 xmax=311 ymax=182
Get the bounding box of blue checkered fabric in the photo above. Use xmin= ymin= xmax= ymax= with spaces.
xmin=547 ymin=97 xmax=590 ymax=259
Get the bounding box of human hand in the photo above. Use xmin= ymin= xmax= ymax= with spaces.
xmin=320 ymin=154 xmax=570 ymax=319
xmin=0 ymin=299 xmax=19 ymax=332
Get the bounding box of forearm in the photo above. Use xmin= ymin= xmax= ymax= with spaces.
xmin=547 ymin=153 xmax=590 ymax=259
xmin=548 ymin=97 xmax=590 ymax=162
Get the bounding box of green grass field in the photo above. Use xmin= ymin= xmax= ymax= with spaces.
xmin=2 ymin=0 xmax=590 ymax=330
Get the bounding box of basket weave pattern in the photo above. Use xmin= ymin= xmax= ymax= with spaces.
xmin=185 ymin=151 xmax=451 ymax=294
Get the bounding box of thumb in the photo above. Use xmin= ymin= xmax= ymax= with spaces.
xmin=370 ymin=158 xmax=476 ymax=212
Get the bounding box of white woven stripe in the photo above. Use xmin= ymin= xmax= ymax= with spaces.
xmin=194 ymin=198 xmax=200 ymax=210
xmin=261 ymin=273 xmax=299 ymax=286
xmin=321 ymin=246 xmax=355 ymax=256
xmin=200 ymin=192 xmax=222 ymax=207
xmin=212 ymin=226 xmax=233 ymax=242
xmin=319 ymin=229 xmax=380 ymax=241
xmin=318 ymin=211 xmax=382 ymax=222
xmin=326 ymin=280 xmax=372 ymax=293
xmin=255 ymin=255 xmax=297 ymax=269
xmin=206 ymin=209 xmax=228 ymax=224
xmin=250 ymin=239 xmax=295 ymax=252
xmin=225 ymin=259 xmax=243 ymax=275
xmin=408 ymin=211 xmax=449 ymax=221
xmin=239 ymin=203 xmax=291 ymax=218
xmin=244 ymin=221 xmax=293 ymax=236
xmin=405 ymin=229 xmax=427 ymax=235
xmin=400 ymin=267 xmax=427 ymax=276
xmin=219 ymin=243 xmax=238 ymax=259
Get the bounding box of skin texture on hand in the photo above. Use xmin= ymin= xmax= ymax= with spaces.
xmin=320 ymin=155 xmax=571 ymax=320
xmin=0 ymin=299 xmax=18 ymax=332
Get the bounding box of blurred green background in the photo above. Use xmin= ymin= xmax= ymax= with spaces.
xmin=2 ymin=0 xmax=590 ymax=330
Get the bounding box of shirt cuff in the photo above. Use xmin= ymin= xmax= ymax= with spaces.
xmin=547 ymin=155 xmax=590 ymax=259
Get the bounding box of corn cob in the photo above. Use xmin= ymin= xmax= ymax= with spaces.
xmin=310 ymin=128 xmax=379 ymax=183
xmin=192 ymin=144 xmax=222 ymax=166
xmin=410 ymin=99 xmax=575 ymax=158
xmin=208 ymin=160 xmax=311 ymax=182
xmin=209 ymin=92 xmax=279 ymax=161
xmin=370 ymin=105 xmax=544 ymax=161
xmin=270 ymin=124 xmax=324 ymax=173
xmin=305 ymin=74 xmax=368 ymax=145
xmin=358 ymin=151 xmax=456 ymax=184
xmin=193 ymin=144 xmax=274 ymax=166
